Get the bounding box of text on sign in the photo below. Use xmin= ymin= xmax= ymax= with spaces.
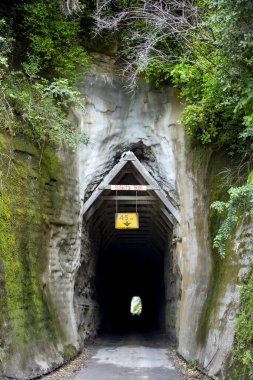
xmin=111 ymin=185 xmax=147 ymax=191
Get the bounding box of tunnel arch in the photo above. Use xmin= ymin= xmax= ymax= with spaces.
xmin=81 ymin=151 xmax=180 ymax=224
xmin=75 ymin=151 xmax=181 ymax=338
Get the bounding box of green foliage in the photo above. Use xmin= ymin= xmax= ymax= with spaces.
xmin=144 ymin=59 xmax=174 ymax=87
xmin=211 ymin=181 xmax=253 ymax=257
xmin=171 ymin=0 xmax=253 ymax=153
xmin=19 ymin=0 xmax=90 ymax=82
xmin=0 ymin=0 xmax=91 ymax=149
xmin=97 ymin=0 xmax=253 ymax=154
xmin=0 ymin=72 xmax=88 ymax=148
xmin=169 ymin=60 xmax=247 ymax=153
xmin=0 ymin=19 xmax=13 ymax=79
xmin=187 ymin=360 xmax=199 ymax=371
xmin=233 ymin=271 xmax=253 ymax=379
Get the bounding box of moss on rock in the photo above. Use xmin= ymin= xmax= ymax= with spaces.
xmin=0 ymin=133 xmax=66 ymax=369
xmin=196 ymin=155 xmax=243 ymax=335
xmin=230 ymin=271 xmax=253 ymax=380
xmin=196 ymin=152 xmax=253 ymax=377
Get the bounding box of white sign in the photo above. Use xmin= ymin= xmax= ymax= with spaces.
xmin=111 ymin=185 xmax=147 ymax=191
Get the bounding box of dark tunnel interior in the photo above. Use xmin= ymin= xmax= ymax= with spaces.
xmin=82 ymin=156 xmax=175 ymax=335
xmin=96 ymin=246 xmax=166 ymax=333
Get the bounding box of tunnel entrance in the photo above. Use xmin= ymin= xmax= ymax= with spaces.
xmin=79 ymin=151 xmax=180 ymax=337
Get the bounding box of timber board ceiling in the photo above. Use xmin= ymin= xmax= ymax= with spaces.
xmin=83 ymin=155 xmax=176 ymax=257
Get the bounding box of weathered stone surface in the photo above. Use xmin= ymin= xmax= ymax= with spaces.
xmin=193 ymin=156 xmax=253 ymax=378
xmin=0 ymin=135 xmax=80 ymax=378
xmin=0 ymin=54 xmax=252 ymax=379
xmin=74 ymin=53 xmax=183 ymax=341
xmin=74 ymin=54 xmax=181 ymax=208
xmin=74 ymin=227 xmax=100 ymax=343
xmin=73 ymin=55 xmax=252 ymax=379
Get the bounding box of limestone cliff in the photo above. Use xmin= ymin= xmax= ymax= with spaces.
xmin=0 ymin=55 xmax=252 ymax=379
xmin=0 ymin=135 xmax=80 ymax=377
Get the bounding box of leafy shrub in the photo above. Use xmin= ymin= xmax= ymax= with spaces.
xmin=211 ymin=183 xmax=253 ymax=257
xmin=0 ymin=19 xmax=13 ymax=79
xmin=95 ymin=0 xmax=253 ymax=154
xmin=0 ymin=72 xmax=88 ymax=148
xmin=0 ymin=2 xmax=90 ymax=149
xmin=19 ymin=0 xmax=90 ymax=82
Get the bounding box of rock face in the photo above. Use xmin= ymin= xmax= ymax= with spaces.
xmin=0 ymin=54 xmax=252 ymax=379
xmin=0 ymin=136 xmax=80 ymax=378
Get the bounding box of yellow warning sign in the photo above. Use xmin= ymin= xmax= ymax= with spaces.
xmin=115 ymin=213 xmax=139 ymax=229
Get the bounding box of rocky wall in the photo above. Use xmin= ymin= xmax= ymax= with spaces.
xmin=194 ymin=154 xmax=253 ymax=378
xmin=173 ymin=139 xmax=252 ymax=378
xmin=164 ymin=230 xmax=182 ymax=342
xmin=74 ymin=225 xmax=100 ymax=343
xmin=74 ymin=53 xmax=184 ymax=339
xmin=73 ymin=54 xmax=210 ymax=362
xmin=0 ymin=134 xmax=80 ymax=378
xmin=74 ymin=54 xmax=252 ymax=379
xmin=0 ymin=53 xmax=252 ymax=379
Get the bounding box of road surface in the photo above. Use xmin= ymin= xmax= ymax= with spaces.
xmin=72 ymin=333 xmax=186 ymax=380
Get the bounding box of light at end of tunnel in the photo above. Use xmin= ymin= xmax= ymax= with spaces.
xmin=130 ymin=296 xmax=142 ymax=316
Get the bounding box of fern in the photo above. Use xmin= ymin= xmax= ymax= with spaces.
xmin=211 ymin=179 xmax=253 ymax=257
